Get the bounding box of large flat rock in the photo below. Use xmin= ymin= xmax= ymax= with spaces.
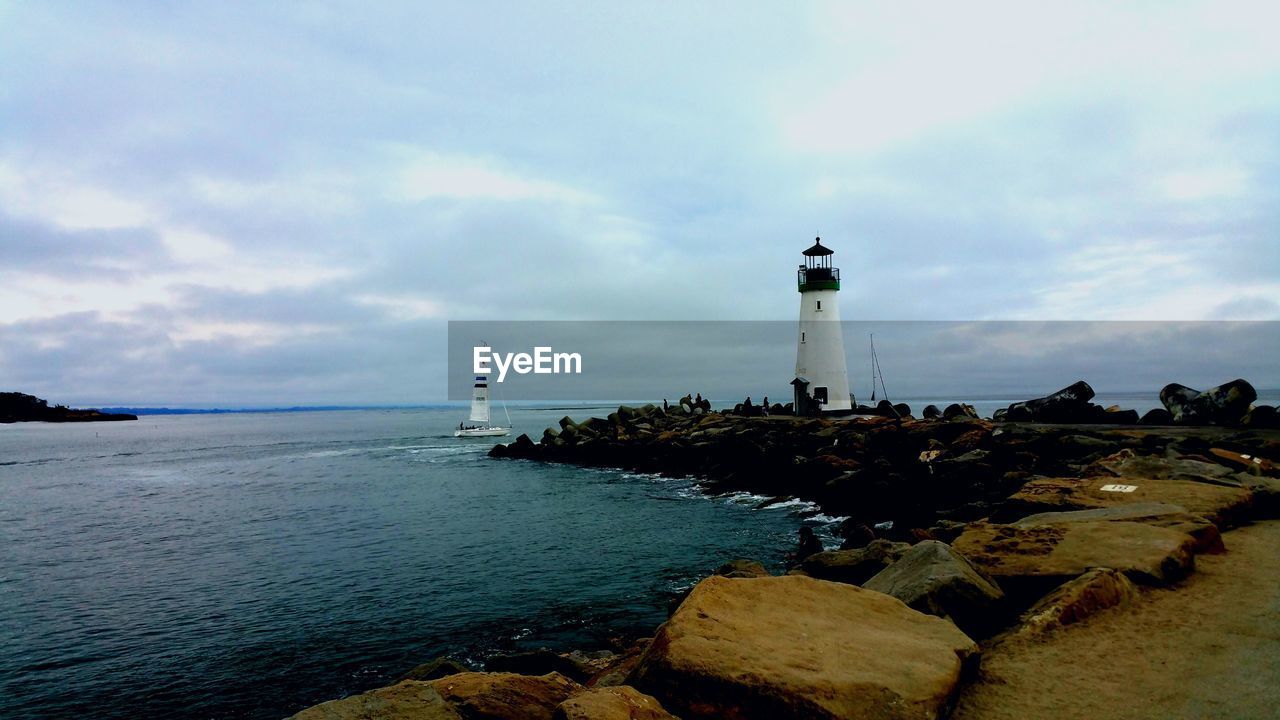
xmin=1014 ymin=502 xmax=1223 ymax=553
xmin=952 ymin=519 xmax=1197 ymax=597
xmin=1001 ymin=474 xmax=1252 ymax=527
xmin=629 ymin=575 xmax=978 ymax=720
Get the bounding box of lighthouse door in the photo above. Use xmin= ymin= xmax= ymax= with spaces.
xmin=813 ymin=386 xmax=829 ymax=405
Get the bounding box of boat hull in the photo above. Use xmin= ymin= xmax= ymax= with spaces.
xmin=454 ymin=427 xmax=510 ymax=437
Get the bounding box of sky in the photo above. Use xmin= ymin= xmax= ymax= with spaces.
xmin=1 ymin=1 xmax=1278 ymax=406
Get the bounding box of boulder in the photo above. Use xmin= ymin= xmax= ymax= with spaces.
xmin=799 ymin=539 xmax=911 ymax=585
xmin=396 ymin=656 xmax=473 ymax=683
xmin=629 ymin=575 xmax=978 ymax=720
xmin=1016 ymin=567 xmax=1136 ymax=635
xmin=893 ymin=402 xmax=912 ymax=418
xmin=1245 ymin=405 xmax=1280 ymax=428
xmin=952 ymin=520 xmax=1197 ymax=599
xmin=1160 ymin=379 xmax=1256 ymax=425
xmin=944 ymin=403 xmax=979 ymax=420
xmin=554 ymin=686 xmax=678 ymax=720
xmin=923 ymin=404 xmax=942 ymax=419
xmin=1002 ymin=381 xmax=1095 ymax=423
xmin=1013 ymin=502 xmax=1222 ymax=554
xmin=863 ymin=540 xmax=1005 ymax=636
xmin=713 ymin=558 xmax=769 ymax=578
xmin=288 ymin=681 xmax=462 ymax=719
xmin=1139 ymin=408 xmax=1174 ymax=425
xmin=430 ymin=672 xmax=583 ymax=720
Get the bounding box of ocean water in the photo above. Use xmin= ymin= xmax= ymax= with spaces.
xmin=0 ymin=408 xmax=836 ymax=720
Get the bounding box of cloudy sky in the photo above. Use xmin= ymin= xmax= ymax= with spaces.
xmin=1 ymin=2 xmax=1277 ymax=406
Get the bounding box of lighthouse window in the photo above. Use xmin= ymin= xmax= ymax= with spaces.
xmin=816 ymin=300 xmax=822 ymax=310
xmin=801 ymin=331 xmax=806 ymax=343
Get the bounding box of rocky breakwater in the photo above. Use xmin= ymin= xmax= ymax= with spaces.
xmin=290 ymin=383 xmax=1280 ymax=719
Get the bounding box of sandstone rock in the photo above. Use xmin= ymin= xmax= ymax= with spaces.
xmin=1013 ymin=502 xmax=1222 ymax=553
xmin=430 ymin=672 xmax=583 ymax=720
xmin=1016 ymin=567 xmax=1136 ymax=635
xmin=952 ymin=520 xmax=1197 ymax=598
xmin=1001 ymin=471 xmax=1252 ymax=528
xmin=288 ymin=681 xmax=462 ymax=719
xmin=863 ymin=540 xmax=1005 ymax=636
xmin=396 ymin=657 xmax=473 ymax=683
xmin=713 ymin=558 xmax=768 ymax=578
xmin=799 ymin=539 xmax=910 ymax=585
xmin=555 ymin=686 xmax=678 ymax=720
xmin=1160 ymin=379 xmax=1257 ymax=425
xmin=629 ymin=575 xmax=978 ymax=720
xmin=589 ymin=639 xmax=651 ymax=688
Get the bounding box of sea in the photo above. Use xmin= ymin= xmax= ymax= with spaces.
xmin=0 ymin=406 xmax=841 ymax=720
xmin=4 ymin=392 xmax=1275 ymax=719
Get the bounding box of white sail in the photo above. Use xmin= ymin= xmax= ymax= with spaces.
xmin=469 ymin=376 xmax=491 ymax=424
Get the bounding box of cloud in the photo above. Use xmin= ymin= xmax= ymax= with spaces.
xmin=0 ymin=2 xmax=1277 ymax=404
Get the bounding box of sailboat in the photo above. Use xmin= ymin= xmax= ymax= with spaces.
xmin=455 ymin=357 xmax=510 ymax=438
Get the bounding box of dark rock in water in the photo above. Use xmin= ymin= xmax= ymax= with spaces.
xmin=991 ymin=408 xmax=1007 ymax=422
xmin=922 ymin=404 xmax=941 ymax=419
xmin=838 ymin=521 xmax=877 ymax=550
xmin=943 ymin=403 xmax=979 ymax=420
xmin=1001 ymin=381 xmax=1095 ymax=423
xmin=395 ymin=656 xmax=472 ymax=683
xmin=513 ymin=433 xmax=536 ymax=450
xmin=799 ymin=539 xmax=910 ymax=586
xmin=1139 ymin=408 xmax=1174 ymax=425
xmin=875 ymin=400 xmax=897 ymax=417
xmin=1161 ymin=379 xmax=1257 ymax=426
xmin=893 ymin=403 xmax=912 ymax=419
xmin=863 ymin=540 xmax=1005 ymax=637
xmin=714 ymin=558 xmax=769 ymax=578
xmin=1245 ymin=405 xmax=1280 ymax=428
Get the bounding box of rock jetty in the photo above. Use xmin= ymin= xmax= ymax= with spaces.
xmin=0 ymin=391 xmax=137 ymax=423
xmin=289 ymin=379 xmax=1280 ymax=719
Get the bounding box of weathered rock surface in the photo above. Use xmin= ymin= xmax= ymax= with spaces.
xmin=429 ymin=672 xmax=583 ymax=720
xmin=289 ymin=681 xmax=462 ymax=719
xmin=1016 ymin=567 xmax=1136 ymax=635
xmin=1160 ymin=379 xmax=1257 ymax=425
xmin=554 ymin=686 xmax=678 ymax=720
xmin=863 ymin=540 xmax=1005 ymax=637
xmin=1013 ymin=502 xmax=1223 ymax=553
xmin=629 ymin=575 xmax=978 ymax=720
xmin=952 ymin=519 xmax=1197 ymax=598
xmin=1001 ymin=381 xmax=1096 ymax=423
xmin=1000 ymin=472 xmax=1252 ymax=529
xmin=799 ymin=539 xmax=910 ymax=585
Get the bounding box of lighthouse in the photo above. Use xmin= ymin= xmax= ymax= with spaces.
xmin=793 ymin=236 xmax=853 ymax=415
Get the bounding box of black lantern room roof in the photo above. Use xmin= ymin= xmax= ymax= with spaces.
xmin=802 ymin=236 xmax=834 ymax=256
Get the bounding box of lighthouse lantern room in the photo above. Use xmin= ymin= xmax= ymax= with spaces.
xmin=793 ymin=236 xmax=853 ymax=415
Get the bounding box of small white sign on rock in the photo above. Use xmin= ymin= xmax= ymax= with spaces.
xmin=1099 ymin=484 xmax=1138 ymax=493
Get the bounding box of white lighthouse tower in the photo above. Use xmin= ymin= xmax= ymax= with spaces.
xmin=793 ymin=236 xmax=853 ymax=415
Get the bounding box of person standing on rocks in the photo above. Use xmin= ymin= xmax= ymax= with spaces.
xmin=762 ymin=396 xmax=770 ymax=416
xmin=793 ymin=526 xmax=823 ymax=565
